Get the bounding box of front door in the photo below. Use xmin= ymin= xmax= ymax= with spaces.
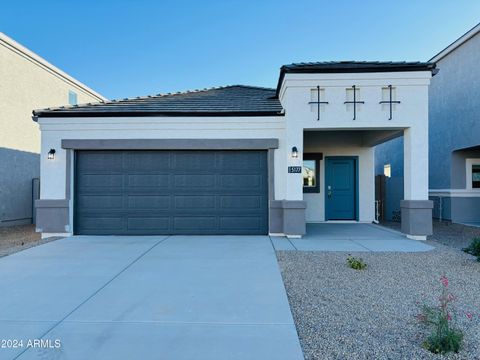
xmin=325 ymin=157 xmax=357 ymax=220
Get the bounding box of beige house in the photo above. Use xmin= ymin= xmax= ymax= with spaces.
xmin=0 ymin=33 xmax=106 ymax=226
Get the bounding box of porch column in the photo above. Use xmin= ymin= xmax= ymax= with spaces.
xmin=402 ymin=125 xmax=433 ymax=240
xmin=270 ymin=127 xmax=306 ymax=238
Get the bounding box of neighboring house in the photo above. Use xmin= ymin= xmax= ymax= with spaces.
xmin=33 ymin=61 xmax=435 ymax=240
xmin=0 ymin=33 xmax=106 ymax=226
xmin=375 ymin=23 xmax=480 ymax=225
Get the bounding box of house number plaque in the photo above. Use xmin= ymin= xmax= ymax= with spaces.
xmin=288 ymin=166 xmax=302 ymax=173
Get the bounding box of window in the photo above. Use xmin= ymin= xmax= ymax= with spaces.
xmin=303 ymin=153 xmax=322 ymax=193
xmin=465 ymin=159 xmax=480 ymax=190
xmin=310 ymin=87 xmax=326 ymax=113
xmin=472 ymin=165 xmax=480 ymax=188
xmin=384 ymin=164 xmax=391 ymax=178
xmin=68 ymin=90 xmax=78 ymax=105
xmin=381 ymin=86 xmax=398 ymax=110
xmin=303 ymin=160 xmax=316 ymax=186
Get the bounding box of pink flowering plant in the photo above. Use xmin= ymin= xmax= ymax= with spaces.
xmin=416 ymin=275 xmax=463 ymax=354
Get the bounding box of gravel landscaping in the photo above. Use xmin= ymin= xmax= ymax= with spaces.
xmin=0 ymin=224 xmax=61 ymax=257
xmin=277 ymin=244 xmax=480 ymax=359
xmin=382 ymin=220 xmax=480 ymax=251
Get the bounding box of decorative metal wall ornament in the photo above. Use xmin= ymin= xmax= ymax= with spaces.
xmin=344 ymin=85 xmax=364 ymax=120
xmin=379 ymin=85 xmax=401 ymax=120
xmin=308 ymin=85 xmax=329 ymax=121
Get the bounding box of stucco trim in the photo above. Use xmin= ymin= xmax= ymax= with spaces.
xmin=400 ymin=200 xmax=433 ymax=209
xmin=35 ymin=199 xmax=70 ymax=233
xmin=400 ymin=200 xmax=433 ymax=236
xmin=429 ymin=189 xmax=480 ymax=198
xmin=269 ymin=200 xmax=307 ymax=236
xmin=62 ymin=138 xmax=279 ymax=150
xmin=65 ymin=149 xmax=72 ymax=200
xmin=35 ymin=199 xmax=69 ymax=208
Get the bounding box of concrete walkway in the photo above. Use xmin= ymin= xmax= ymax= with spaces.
xmin=0 ymin=236 xmax=303 ymax=360
xmin=272 ymin=223 xmax=434 ymax=252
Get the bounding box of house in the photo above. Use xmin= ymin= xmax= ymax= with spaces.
xmin=33 ymin=61 xmax=435 ymax=239
xmin=375 ymin=23 xmax=480 ymax=225
xmin=0 ymin=33 xmax=106 ymax=227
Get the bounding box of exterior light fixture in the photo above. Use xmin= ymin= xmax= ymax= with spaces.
xmin=291 ymin=146 xmax=298 ymax=158
xmin=47 ymin=149 xmax=56 ymax=160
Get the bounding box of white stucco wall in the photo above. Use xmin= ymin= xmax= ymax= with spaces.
xmin=37 ymin=116 xmax=287 ymax=213
xmin=279 ymin=71 xmax=431 ymax=205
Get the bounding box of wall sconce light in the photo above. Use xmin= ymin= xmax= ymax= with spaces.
xmin=47 ymin=149 xmax=56 ymax=160
xmin=291 ymin=146 xmax=298 ymax=158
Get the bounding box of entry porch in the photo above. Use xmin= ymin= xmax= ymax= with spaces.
xmin=272 ymin=128 xmax=433 ymax=240
xmin=271 ymin=223 xmax=434 ymax=252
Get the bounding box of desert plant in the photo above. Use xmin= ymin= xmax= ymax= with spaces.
xmin=417 ymin=275 xmax=463 ymax=354
xmin=346 ymin=255 xmax=367 ymax=270
xmin=463 ymin=238 xmax=480 ymax=261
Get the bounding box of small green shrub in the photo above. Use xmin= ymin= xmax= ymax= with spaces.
xmin=422 ymin=327 xmax=463 ymax=354
xmin=346 ymin=255 xmax=367 ymax=270
xmin=463 ymin=238 xmax=480 ymax=261
xmin=417 ymin=275 xmax=464 ymax=354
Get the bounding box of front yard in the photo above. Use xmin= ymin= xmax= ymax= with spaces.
xmin=277 ymin=223 xmax=480 ymax=359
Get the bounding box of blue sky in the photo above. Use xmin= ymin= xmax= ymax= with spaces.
xmin=2 ymin=0 xmax=479 ymax=99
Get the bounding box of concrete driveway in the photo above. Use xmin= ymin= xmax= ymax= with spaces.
xmin=0 ymin=236 xmax=303 ymax=360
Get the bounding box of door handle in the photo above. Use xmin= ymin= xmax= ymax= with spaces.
xmin=327 ymin=185 xmax=332 ymax=198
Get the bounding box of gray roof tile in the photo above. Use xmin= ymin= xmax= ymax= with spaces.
xmin=281 ymin=61 xmax=436 ymax=72
xmin=34 ymin=85 xmax=283 ymax=118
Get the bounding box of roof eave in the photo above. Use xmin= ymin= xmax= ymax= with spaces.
xmin=275 ymin=63 xmax=437 ymax=97
xmin=33 ymin=110 xmax=285 ymax=120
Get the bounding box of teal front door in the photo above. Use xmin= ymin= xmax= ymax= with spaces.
xmin=325 ymin=157 xmax=357 ymax=220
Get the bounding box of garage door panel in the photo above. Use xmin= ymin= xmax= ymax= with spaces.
xmin=75 ymin=150 xmax=268 ymax=235
xmin=220 ymin=174 xmax=262 ymax=188
xmin=173 ymin=152 xmax=216 ymax=169
xmin=127 ymin=217 xmax=170 ymax=231
xmin=217 ymin=152 xmax=263 ymax=169
xmin=127 ymin=195 xmax=170 ymax=209
xmin=174 ymin=174 xmax=216 ymax=188
xmin=174 ymin=196 xmax=216 ymax=209
xmin=220 ymin=216 xmax=262 ymax=230
xmin=124 ymin=152 xmax=170 ymax=171
xmin=77 ymin=195 xmax=123 ymax=209
xmin=127 ymin=174 xmax=170 ymax=187
xmin=174 ymin=217 xmax=217 ymax=230
xmin=220 ymin=195 xmax=262 ymax=209
xmin=77 ymin=174 xmax=123 ymax=188
xmin=77 ymin=152 xmax=123 ymax=172
xmin=78 ymin=217 xmax=124 ymax=231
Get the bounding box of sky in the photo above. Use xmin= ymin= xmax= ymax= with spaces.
xmin=1 ymin=0 xmax=479 ymax=100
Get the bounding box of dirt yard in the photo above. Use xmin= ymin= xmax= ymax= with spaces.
xmin=0 ymin=224 xmax=60 ymax=257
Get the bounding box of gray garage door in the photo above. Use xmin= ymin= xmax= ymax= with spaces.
xmin=74 ymin=150 xmax=268 ymax=235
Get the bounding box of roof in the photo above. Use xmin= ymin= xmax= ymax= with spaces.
xmin=33 ymin=61 xmax=436 ymax=119
xmin=276 ymin=61 xmax=436 ymax=95
xmin=430 ymin=22 xmax=480 ymax=62
xmin=0 ymin=32 xmax=106 ymax=102
xmin=33 ymin=85 xmax=283 ymax=118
